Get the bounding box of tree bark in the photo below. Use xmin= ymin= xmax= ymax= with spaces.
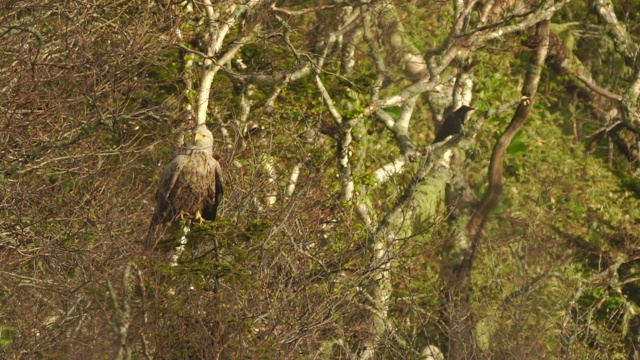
xmin=441 ymin=20 xmax=551 ymax=360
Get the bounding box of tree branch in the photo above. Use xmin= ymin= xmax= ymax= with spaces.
xmin=195 ymin=1 xmax=263 ymax=126
xmin=468 ymin=20 xmax=550 ymax=239
xmin=593 ymin=0 xmax=639 ymax=63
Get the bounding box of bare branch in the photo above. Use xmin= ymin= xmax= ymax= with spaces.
xmin=270 ymin=3 xmax=339 ymax=16
xmin=315 ymin=75 xmax=343 ymax=125
xmin=372 ymin=157 xmax=406 ymax=184
xmin=285 ymin=163 xmax=302 ymax=197
xmin=565 ymin=68 xmax=623 ymax=101
xmin=468 ymin=20 xmax=550 ymax=238
xmin=196 ymin=1 xmax=263 ymax=126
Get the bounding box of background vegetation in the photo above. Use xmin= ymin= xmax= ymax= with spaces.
xmin=1 ymin=0 xmax=639 ymax=359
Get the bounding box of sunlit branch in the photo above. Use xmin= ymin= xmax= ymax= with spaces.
xmin=340 ymin=9 xmax=361 ymax=75
xmin=478 ymin=0 xmax=497 ymax=25
xmin=196 ymin=1 xmax=263 ymax=126
xmin=593 ymin=0 xmax=640 ymax=133
xmin=429 ymin=0 xmax=570 ymax=77
xmin=313 ymin=54 xmax=354 ymax=201
xmin=593 ymin=0 xmax=639 ymax=62
xmin=285 ymin=163 xmax=302 ymax=198
xmin=372 ymin=158 xmax=406 ymax=184
xmin=262 ymin=155 xmax=278 ymax=207
xmin=393 ymin=95 xmax=418 ymax=157
xmin=462 ymin=0 xmax=570 ymax=44
xmin=107 ymin=267 xmax=133 ymax=359
xmin=374 ymin=97 xmax=523 ymax=241
xmin=315 ymin=75 xmax=343 ymax=126
xmin=270 ymin=3 xmax=339 ymax=16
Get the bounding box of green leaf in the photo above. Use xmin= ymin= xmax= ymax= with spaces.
xmin=507 ymin=130 xmax=527 ymax=154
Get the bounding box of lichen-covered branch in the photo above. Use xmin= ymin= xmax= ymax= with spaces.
xmin=568 ymin=1 xmax=640 ymax=135
xmin=107 ymin=265 xmax=133 ymax=360
xmin=593 ymin=0 xmax=639 ymax=62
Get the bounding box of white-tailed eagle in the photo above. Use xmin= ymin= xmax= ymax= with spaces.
xmin=148 ymin=124 xmax=223 ymax=246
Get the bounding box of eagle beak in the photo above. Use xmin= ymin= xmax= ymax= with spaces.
xmin=194 ymin=133 xmax=203 ymax=142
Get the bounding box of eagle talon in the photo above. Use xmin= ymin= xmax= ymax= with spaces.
xmin=195 ymin=211 xmax=205 ymax=225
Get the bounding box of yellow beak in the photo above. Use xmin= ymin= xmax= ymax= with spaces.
xmin=194 ymin=133 xmax=203 ymax=142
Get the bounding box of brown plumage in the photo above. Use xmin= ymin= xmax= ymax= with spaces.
xmin=147 ymin=124 xmax=223 ymax=247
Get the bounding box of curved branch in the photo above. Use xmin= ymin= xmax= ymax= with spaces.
xmin=372 ymin=97 xmax=522 ymax=241
xmin=565 ymin=68 xmax=623 ymax=102
xmin=467 ymin=20 xmax=551 ymax=238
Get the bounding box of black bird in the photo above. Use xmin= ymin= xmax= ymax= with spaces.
xmin=433 ymin=105 xmax=475 ymax=143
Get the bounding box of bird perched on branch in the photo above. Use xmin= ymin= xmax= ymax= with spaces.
xmin=433 ymin=105 xmax=475 ymax=143
xmin=147 ymin=124 xmax=223 ymax=247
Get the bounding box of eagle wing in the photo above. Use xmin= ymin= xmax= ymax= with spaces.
xmin=201 ymin=159 xmax=223 ymax=221
xmin=150 ymin=155 xmax=184 ymax=227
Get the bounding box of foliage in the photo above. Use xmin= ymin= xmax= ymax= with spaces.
xmin=1 ymin=0 xmax=640 ymax=359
